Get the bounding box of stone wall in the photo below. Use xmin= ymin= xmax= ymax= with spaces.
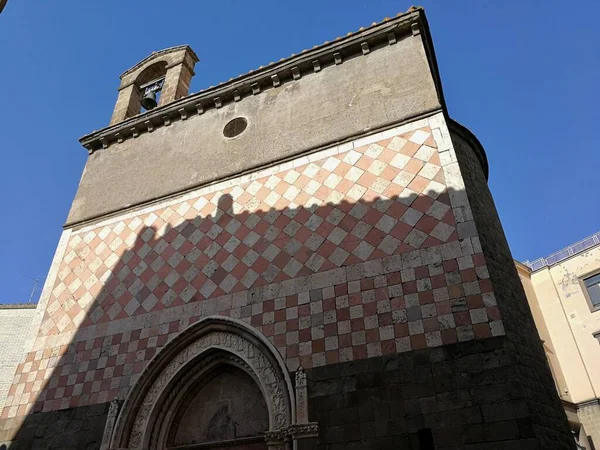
xmin=301 ymin=338 xmax=541 ymax=450
xmin=0 ymin=305 xmax=37 ymax=411
xmin=579 ymin=401 xmax=600 ymax=449
xmin=0 ymin=113 xmax=575 ymax=449
xmin=450 ymin=125 xmax=574 ymax=448
xmin=4 ymin=116 xmax=502 ymax=422
xmin=69 ymin=32 xmax=441 ymax=225
xmin=0 ymin=402 xmax=109 ymax=450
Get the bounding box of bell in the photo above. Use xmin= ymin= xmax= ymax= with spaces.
xmin=141 ymin=91 xmax=157 ymax=110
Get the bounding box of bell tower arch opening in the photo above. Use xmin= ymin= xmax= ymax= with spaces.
xmin=109 ymin=45 xmax=198 ymax=125
xmin=135 ymin=61 xmax=168 ymax=113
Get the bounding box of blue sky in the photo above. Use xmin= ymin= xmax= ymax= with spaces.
xmin=1 ymin=1 xmax=598 ymax=304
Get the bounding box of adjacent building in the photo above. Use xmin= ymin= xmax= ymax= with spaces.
xmin=0 ymin=305 xmax=37 ymax=412
xmin=518 ymin=232 xmax=600 ymax=449
xmin=0 ymin=7 xmax=575 ymax=449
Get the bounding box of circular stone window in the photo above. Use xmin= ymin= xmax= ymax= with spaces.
xmin=223 ymin=117 xmax=248 ymax=138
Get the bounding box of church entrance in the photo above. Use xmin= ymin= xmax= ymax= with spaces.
xmin=167 ymin=365 xmax=269 ymax=449
xmin=105 ymin=316 xmax=299 ymax=450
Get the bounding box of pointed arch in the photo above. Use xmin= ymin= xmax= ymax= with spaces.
xmin=109 ymin=316 xmax=295 ymax=450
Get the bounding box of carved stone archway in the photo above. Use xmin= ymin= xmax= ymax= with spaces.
xmin=107 ymin=316 xmax=316 ymax=450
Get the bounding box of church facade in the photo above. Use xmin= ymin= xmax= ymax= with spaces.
xmin=0 ymin=7 xmax=575 ymax=449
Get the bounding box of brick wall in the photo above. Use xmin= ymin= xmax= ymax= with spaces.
xmin=0 ymin=305 xmax=37 ymax=411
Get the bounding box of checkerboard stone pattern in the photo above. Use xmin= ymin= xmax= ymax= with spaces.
xmin=2 ymin=126 xmax=503 ymax=419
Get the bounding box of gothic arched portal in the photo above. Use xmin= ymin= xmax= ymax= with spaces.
xmin=168 ymin=365 xmax=269 ymax=448
xmin=107 ymin=316 xmax=306 ymax=450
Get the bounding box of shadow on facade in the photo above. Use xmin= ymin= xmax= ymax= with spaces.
xmin=0 ymin=180 xmax=573 ymax=449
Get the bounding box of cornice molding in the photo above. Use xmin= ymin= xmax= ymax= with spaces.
xmin=79 ymin=8 xmax=425 ymax=154
xmin=577 ymin=398 xmax=600 ymax=410
xmin=447 ymin=118 xmax=490 ymax=181
xmin=0 ymin=303 xmax=38 ymax=310
xmin=119 ymin=45 xmax=198 ymax=79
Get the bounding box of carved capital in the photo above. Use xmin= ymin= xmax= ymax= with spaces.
xmin=295 ymin=367 xmax=307 ymax=388
xmin=290 ymin=422 xmax=319 ymax=440
xmin=264 ymin=422 xmax=319 ymax=445
xmin=264 ymin=429 xmax=288 ymax=443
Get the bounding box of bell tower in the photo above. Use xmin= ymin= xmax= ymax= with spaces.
xmin=109 ymin=45 xmax=199 ymax=125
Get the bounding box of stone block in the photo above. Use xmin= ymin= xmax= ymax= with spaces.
xmin=480 ymin=401 xmax=530 ymax=423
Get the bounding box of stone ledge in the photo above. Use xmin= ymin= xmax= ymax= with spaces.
xmin=0 ymin=303 xmax=37 ymax=310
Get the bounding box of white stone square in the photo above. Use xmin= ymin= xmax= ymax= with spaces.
xmin=329 ymin=248 xmax=350 ymax=266
xmin=344 ymin=166 xmax=364 ymax=182
xmin=324 ymin=173 xmax=342 ymax=189
xmin=343 ymin=150 xmax=362 ymax=165
xmin=367 ymin=160 xmax=386 ymax=176
xmin=376 ymin=214 xmax=398 ymax=233
xmin=353 ymin=241 xmax=375 ymax=260
xmin=430 ymin=222 xmax=455 ymax=242
xmin=404 ymin=229 xmax=428 ymax=248
xmin=304 ymin=180 xmax=321 ymax=195
xmin=409 ymin=130 xmax=430 ymax=145
xmin=395 ymin=337 xmax=411 ymax=353
xmin=347 ymin=184 xmax=367 ymax=201
xmin=418 ymin=162 xmax=440 ymax=180
xmin=322 ymin=157 xmax=341 ymax=172
xmin=425 ymin=331 xmax=442 ymax=347
xmin=408 ymin=320 xmax=424 ymax=335
xmin=424 ymin=180 xmax=446 ymax=199
xmin=470 ymin=308 xmax=488 ymax=324
xmin=327 ymin=227 xmax=348 ymax=245
xmin=414 ymin=145 xmax=436 ymax=162
xmin=378 ymin=235 xmax=400 ymax=255
xmin=387 ymin=136 xmax=407 ymax=151
xmin=365 ymin=143 xmax=384 ymax=159
xmin=397 ymin=188 xmax=418 ymax=206
xmin=389 ymin=153 xmax=411 ymax=169
xmin=370 ymin=177 xmax=390 ymax=194
xmin=400 ymin=208 xmax=423 ymax=227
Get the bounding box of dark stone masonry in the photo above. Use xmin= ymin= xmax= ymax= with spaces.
xmin=0 ymin=402 xmax=109 ymax=450
xmin=301 ymin=338 xmax=544 ymax=449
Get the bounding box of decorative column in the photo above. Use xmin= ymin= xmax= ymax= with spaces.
xmin=264 ymin=368 xmax=319 ymax=448
xmin=290 ymin=368 xmax=319 ymax=441
xmin=101 ymin=399 xmax=120 ymax=450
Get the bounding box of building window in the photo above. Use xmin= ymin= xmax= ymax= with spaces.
xmin=223 ymin=117 xmax=248 ymax=138
xmin=583 ymin=273 xmax=600 ymax=309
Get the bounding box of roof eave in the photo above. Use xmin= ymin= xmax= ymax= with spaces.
xmin=79 ymin=8 xmax=434 ymax=152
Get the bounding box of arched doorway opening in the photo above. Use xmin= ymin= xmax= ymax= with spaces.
xmin=107 ymin=316 xmax=315 ymax=450
xmin=167 ymin=360 xmax=269 ymax=449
